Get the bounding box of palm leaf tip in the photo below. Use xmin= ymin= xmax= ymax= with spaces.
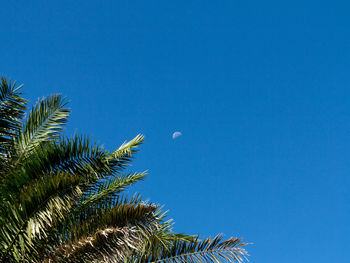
xmin=114 ymin=134 xmax=145 ymax=157
xmin=106 ymin=134 xmax=145 ymax=170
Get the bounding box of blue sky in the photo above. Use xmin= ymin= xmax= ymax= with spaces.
xmin=1 ymin=1 xmax=349 ymax=262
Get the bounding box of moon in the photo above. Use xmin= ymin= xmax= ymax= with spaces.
xmin=172 ymin=131 xmax=182 ymax=139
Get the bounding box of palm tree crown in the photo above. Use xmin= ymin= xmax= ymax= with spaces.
xmin=0 ymin=77 xmax=248 ymax=263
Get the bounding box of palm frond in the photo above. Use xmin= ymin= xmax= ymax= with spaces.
xmin=0 ymin=200 xmax=36 ymax=263
xmin=0 ymin=78 xmax=26 ymax=157
xmin=44 ymin=226 xmax=142 ymax=263
xmin=129 ymin=208 xmax=197 ymax=262
xmin=0 ymin=135 xmax=110 ymax=200
xmin=14 ymin=94 xmax=70 ymax=159
xmin=16 ymin=135 xmax=109 ymax=184
xmin=61 ymin=196 xmax=157 ymax=241
xmin=80 ymin=171 xmax=147 ymax=209
xmin=140 ymin=235 xmax=248 ymax=263
xmin=8 ymin=135 xmax=145 ymax=193
xmin=43 ymin=197 xmax=159 ymax=262
xmin=40 ymin=135 xmax=109 ymax=177
xmin=107 ymin=134 xmax=144 ymax=171
xmin=19 ymin=172 xmax=83 ymax=239
xmin=0 ymin=172 xmax=83 ymax=262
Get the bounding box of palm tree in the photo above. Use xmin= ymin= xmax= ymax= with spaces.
xmin=0 ymin=77 xmax=248 ymax=263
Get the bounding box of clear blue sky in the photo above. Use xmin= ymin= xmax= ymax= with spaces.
xmin=1 ymin=1 xmax=349 ymax=262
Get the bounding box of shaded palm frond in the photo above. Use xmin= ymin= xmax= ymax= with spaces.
xmin=0 ymin=78 xmax=26 ymax=159
xmin=12 ymin=135 xmax=145 ymax=193
xmin=42 ymin=198 xmax=159 ymax=262
xmin=0 ymin=135 xmax=111 ymax=201
xmin=80 ymin=171 xmax=147 ymax=210
xmin=37 ymin=135 xmax=109 ymax=177
xmin=47 ymin=199 xmax=198 ymax=263
xmin=128 ymin=208 xmax=197 ymax=262
xmin=136 ymin=228 xmax=197 ymax=261
xmin=61 ymin=196 xmax=157 ymax=242
xmin=13 ymin=136 xmax=108 ymax=189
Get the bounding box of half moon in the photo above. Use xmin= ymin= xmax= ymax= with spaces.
xmin=172 ymin=131 xmax=182 ymax=139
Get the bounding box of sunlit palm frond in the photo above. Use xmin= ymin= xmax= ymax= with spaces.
xmin=14 ymin=94 xmax=70 ymax=159
xmin=0 ymin=200 xmax=36 ymax=263
xmin=0 ymin=172 xmax=83 ymax=263
xmin=45 ymin=226 xmax=141 ymax=263
xmin=107 ymin=134 xmax=144 ymax=171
